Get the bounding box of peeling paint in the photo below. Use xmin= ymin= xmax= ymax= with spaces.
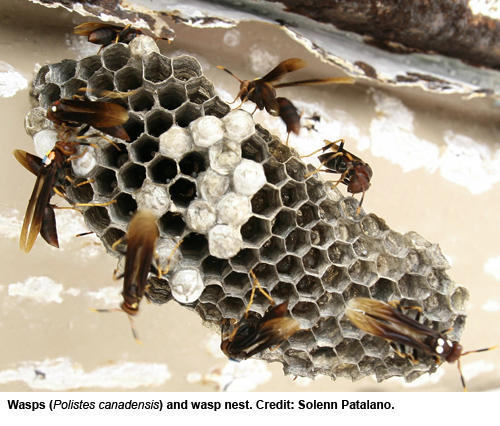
xmin=8 ymin=276 xmax=64 ymax=303
xmin=0 ymin=61 xmax=28 ymax=98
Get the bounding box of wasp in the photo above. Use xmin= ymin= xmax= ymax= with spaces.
xmin=221 ymin=270 xmax=300 ymax=361
xmin=345 ymin=297 xmax=497 ymax=391
xmin=74 ymin=22 xmax=172 ymax=53
xmin=217 ymin=58 xmax=354 ymax=116
xmin=14 ymin=150 xmax=62 ymax=249
xmin=303 ymin=139 xmax=372 ymax=214
xmin=276 ymin=97 xmax=301 ymax=145
xmin=14 ymin=137 xmax=101 ymax=253
xmin=47 ymin=95 xmax=131 ymax=142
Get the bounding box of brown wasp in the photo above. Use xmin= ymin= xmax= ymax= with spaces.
xmin=14 ymin=150 xmax=62 ymax=249
xmin=276 ymin=97 xmax=301 ymax=145
xmin=303 ymin=139 xmax=372 ymax=214
xmin=345 ymin=297 xmax=497 ymax=391
xmin=47 ymin=94 xmax=131 ymax=142
xmin=221 ymin=270 xmax=300 ymax=361
xmin=74 ymin=22 xmax=172 ymax=52
xmin=14 ymin=137 xmax=101 ymax=253
xmin=217 ymin=58 xmax=354 ymax=116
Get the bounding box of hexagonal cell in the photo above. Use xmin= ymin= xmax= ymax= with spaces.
xmin=318 ymin=198 xmax=341 ymax=224
xmin=291 ymin=301 xmax=320 ymax=328
xmin=195 ymin=301 xmax=222 ymax=324
xmin=49 ymin=59 xmax=76 ymax=85
xmin=172 ymin=55 xmax=202 ymax=81
xmin=271 ymin=209 xmax=296 ymax=237
xmin=327 ymin=241 xmax=355 ymax=266
xmin=229 ymin=248 xmax=260 ymax=273
xmin=268 ymin=138 xmax=293 ymax=163
xmin=311 ymin=317 xmax=343 ymax=348
xmin=348 ymin=259 xmax=379 ymax=286
xmin=198 ymin=283 xmax=225 ymax=305
xmin=99 ymin=143 xmax=128 ymax=169
xmin=360 ymin=213 xmax=390 ymax=239
xmin=276 ymin=255 xmax=305 ymax=282
xmin=186 ymin=76 xmax=215 ymax=104
xmin=283 ymin=349 xmax=314 ymax=374
xmin=146 ymin=276 xmax=172 ymax=306
xmin=101 ymin=227 xmax=126 ymax=253
xmin=302 ymin=247 xmax=329 ymax=276
xmin=122 ymin=113 xmax=145 ymax=142
xmin=145 ymin=109 xmax=173 ymax=137
xmin=285 ymin=157 xmax=308 ymax=182
xmin=203 ymin=96 xmax=231 ymax=118
xmin=352 ymin=235 xmax=382 ymax=261
xmin=118 ymin=162 xmax=146 ymax=191
xmin=309 ymin=346 xmax=337 ymax=375
xmin=115 ymin=66 xmax=143 ymax=91
xmin=297 ymin=202 xmax=320 ymax=229
xmin=334 ymin=339 xmax=365 ymax=364
xmin=61 ymin=78 xmax=87 ymax=99
xmin=159 ymin=211 xmax=186 ymax=237
xmin=201 ymin=255 xmax=231 ymax=279
xmin=158 ymin=80 xmax=187 ymax=110
xmin=450 ymin=286 xmax=469 ymax=313
xmin=94 ymin=167 xmax=118 ymax=196
xmin=334 ymin=218 xmax=359 ymax=243
xmin=322 ymin=265 xmax=351 ymax=293
xmin=241 ymin=135 xmax=269 ymax=164
xmin=179 ymin=232 xmax=209 ymax=264
xmin=288 ymin=329 xmax=317 ymax=352
xmin=260 ymin=236 xmax=286 ymax=264
xmin=174 ymin=102 xmax=203 ymax=128
xmin=383 ymin=230 xmax=409 ymax=258
xmin=423 ymin=292 xmax=455 ymax=322
xmin=76 ymin=55 xmax=102 ymax=81
xmin=280 ymin=180 xmax=307 ymax=209
xmin=296 ymin=275 xmax=324 ymax=300
xmin=376 ymin=253 xmax=405 ymax=281
xmin=179 ymin=151 xmax=206 ymax=177
xmin=83 ymin=205 xmax=111 ymax=235
xmin=67 ymin=179 xmax=94 ymax=204
xmin=270 ymin=281 xmax=299 ymax=305
xmin=222 ymin=271 xmax=251 ymax=299
xmin=310 ymin=221 xmax=334 ymax=248
xmin=369 ymin=278 xmax=400 ymax=301
xmin=339 ymin=197 xmax=364 ymax=220
xmin=342 ymin=283 xmax=371 ymax=301
xmin=217 ymin=296 xmax=246 ymax=320
xmin=88 ymin=68 xmax=114 ymax=92
xmin=398 ymin=273 xmax=432 ymax=300
xmin=240 ymin=216 xmax=271 ymax=248
xmin=251 ymin=262 xmax=279 ymax=291
xmin=129 ymin=89 xmax=155 ymax=112
xmin=404 ymin=249 xmax=432 ymax=276
xmin=131 ymin=135 xmax=159 ymax=164
xmin=38 ymin=83 xmax=61 ymax=109
xmin=262 ymin=158 xmax=287 ymax=185
xmin=426 ymin=269 xmax=453 ymax=294
xmin=143 ymin=52 xmax=172 ymax=83
xmin=251 ymin=184 xmax=281 ymax=218
xmin=149 ymin=155 xmax=178 ymax=184
xmin=359 ymin=334 xmax=392 ymax=359
xmin=316 ymin=292 xmax=345 ymax=317
xmin=285 ymin=227 xmax=310 ymax=256
xmin=102 ymin=43 xmax=130 ymax=71
xmin=169 ymin=177 xmax=197 ymax=208
xmin=110 ymin=192 xmax=137 ymax=223
xmin=305 ymin=177 xmax=326 ymax=203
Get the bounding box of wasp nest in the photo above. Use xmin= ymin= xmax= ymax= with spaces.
xmin=26 ymin=36 xmax=468 ymax=383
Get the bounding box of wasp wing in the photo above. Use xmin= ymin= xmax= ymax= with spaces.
xmin=260 ymin=58 xmax=308 ymax=84
xmin=274 ymin=76 xmax=355 ymax=89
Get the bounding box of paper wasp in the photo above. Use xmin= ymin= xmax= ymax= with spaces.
xmin=47 ymin=95 xmax=131 ymax=142
xmin=95 ymin=209 xmax=181 ymax=342
xmin=276 ymin=97 xmax=301 ymax=145
xmin=345 ymin=297 xmax=497 ymax=391
xmin=217 ymin=58 xmax=354 ymax=116
xmin=221 ymin=270 xmax=300 ymax=361
xmin=303 ymin=139 xmax=372 ymax=214
xmin=14 ymin=136 xmax=104 ymax=253
xmin=74 ymin=22 xmax=172 ymax=52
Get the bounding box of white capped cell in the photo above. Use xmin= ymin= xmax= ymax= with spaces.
xmin=223 ymin=109 xmax=255 ymax=141
xmin=209 ymin=139 xmax=242 ymax=175
xmin=190 ymin=115 xmax=224 ymax=147
xmin=71 ymin=146 xmax=98 ymax=177
xmin=33 ymin=129 xmax=58 ymax=157
xmin=216 ymin=192 xmax=251 ymax=226
xmin=233 ymin=159 xmax=266 ymax=196
xmin=159 ymin=126 xmax=193 ymax=160
xmin=186 ymin=200 xmax=216 ymax=233
xmin=129 ymin=34 xmax=160 ymax=57
xmin=134 ymin=180 xmax=170 ymax=216
xmin=208 ymin=224 xmax=242 ymax=259
xmin=198 ymin=169 xmax=230 ymax=201
xmin=171 ymin=268 xmax=204 ymax=304
xmin=156 ymin=238 xmax=183 ymax=274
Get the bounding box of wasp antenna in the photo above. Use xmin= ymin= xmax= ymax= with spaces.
xmin=217 ymin=65 xmax=244 ymax=83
